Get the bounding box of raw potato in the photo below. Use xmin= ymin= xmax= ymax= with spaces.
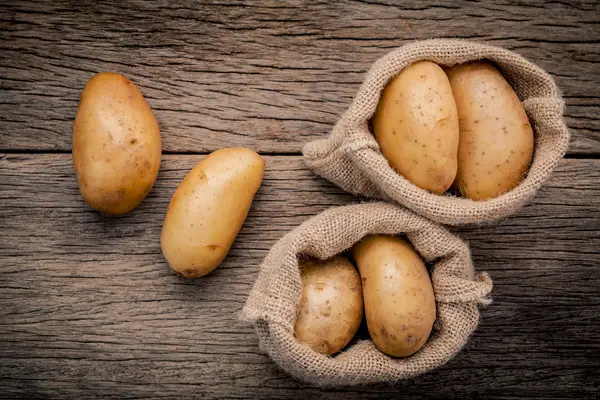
xmin=373 ymin=61 xmax=460 ymax=194
xmin=352 ymin=235 xmax=436 ymax=357
xmin=161 ymin=148 xmax=264 ymax=278
xmin=72 ymin=72 xmax=161 ymax=215
xmin=447 ymin=61 xmax=534 ymax=200
xmin=294 ymin=256 xmax=363 ymax=355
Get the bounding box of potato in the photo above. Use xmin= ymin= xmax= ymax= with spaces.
xmin=294 ymin=256 xmax=363 ymax=355
xmin=447 ymin=61 xmax=534 ymax=200
xmin=352 ymin=235 xmax=436 ymax=357
xmin=72 ymin=72 xmax=161 ymax=215
xmin=161 ymin=148 xmax=264 ymax=278
xmin=373 ymin=61 xmax=460 ymax=194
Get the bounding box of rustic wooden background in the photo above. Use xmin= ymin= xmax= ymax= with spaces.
xmin=1 ymin=1 xmax=599 ymax=398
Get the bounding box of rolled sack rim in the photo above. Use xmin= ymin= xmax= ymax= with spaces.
xmin=347 ymin=124 xmax=567 ymax=225
xmin=252 ymin=298 xmax=486 ymax=386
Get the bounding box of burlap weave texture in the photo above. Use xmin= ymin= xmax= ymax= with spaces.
xmin=303 ymin=39 xmax=570 ymax=225
xmin=241 ymin=202 xmax=492 ymax=386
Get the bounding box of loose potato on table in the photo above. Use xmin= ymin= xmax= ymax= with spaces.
xmin=161 ymin=148 xmax=264 ymax=278
xmin=447 ymin=61 xmax=534 ymax=200
xmin=352 ymin=235 xmax=436 ymax=358
xmin=373 ymin=60 xmax=460 ymax=194
xmin=72 ymin=72 xmax=161 ymax=215
xmin=294 ymin=256 xmax=363 ymax=355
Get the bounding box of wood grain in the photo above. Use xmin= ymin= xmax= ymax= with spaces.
xmin=1 ymin=0 xmax=599 ymax=154
xmin=1 ymin=154 xmax=599 ymax=398
xmin=1 ymin=0 xmax=599 ymax=398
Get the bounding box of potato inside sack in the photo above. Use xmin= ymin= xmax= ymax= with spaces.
xmin=352 ymin=235 xmax=436 ymax=358
xmin=447 ymin=61 xmax=534 ymax=200
xmin=294 ymin=256 xmax=363 ymax=355
xmin=372 ymin=58 xmax=535 ymax=201
xmin=372 ymin=60 xmax=460 ymax=194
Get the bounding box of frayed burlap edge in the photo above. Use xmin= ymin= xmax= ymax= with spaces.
xmin=303 ymin=39 xmax=570 ymax=225
xmin=241 ymin=202 xmax=492 ymax=387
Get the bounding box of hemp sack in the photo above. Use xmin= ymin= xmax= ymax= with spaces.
xmin=241 ymin=202 xmax=492 ymax=386
xmin=303 ymin=39 xmax=570 ymax=225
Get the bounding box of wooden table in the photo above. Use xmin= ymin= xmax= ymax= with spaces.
xmin=1 ymin=1 xmax=599 ymax=398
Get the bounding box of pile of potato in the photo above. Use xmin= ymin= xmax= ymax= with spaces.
xmin=295 ymin=235 xmax=435 ymax=357
xmin=373 ymin=61 xmax=534 ymax=200
xmin=71 ymin=59 xmax=528 ymax=357
xmin=72 ymin=72 xmax=264 ymax=278
xmin=294 ymin=60 xmax=533 ymax=357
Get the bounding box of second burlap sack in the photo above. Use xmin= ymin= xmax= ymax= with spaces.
xmin=303 ymin=39 xmax=570 ymax=225
xmin=241 ymin=202 xmax=492 ymax=387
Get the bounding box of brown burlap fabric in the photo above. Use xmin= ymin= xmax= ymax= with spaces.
xmin=241 ymin=202 xmax=492 ymax=386
xmin=303 ymin=39 xmax=570 ymax=225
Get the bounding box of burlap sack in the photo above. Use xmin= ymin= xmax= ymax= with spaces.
xmin=303 ymin=39 xmax=570 ymax=225
xmin=241 ymin=202 xmax=492 ymax=386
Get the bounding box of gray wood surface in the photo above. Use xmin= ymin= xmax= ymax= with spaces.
xmin=1 ymin=0 xmax=599 ymax=154
xmin=1 ymin=155 xmax=599 ymax=398
xmin=1 ymin=1 xmax=600 ymax=399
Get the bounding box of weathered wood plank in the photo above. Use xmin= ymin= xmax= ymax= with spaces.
xmin=1 ymin=0 xmax=599 ymax=154
xmin=0 ymin=154 xmax=599 ymax=398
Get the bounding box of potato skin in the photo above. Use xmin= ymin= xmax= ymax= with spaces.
xmin=447 ymin=61 xmax=534 ymax=200
xmin=294 ymin=256 xmax=363 ymax=355
xmin=161 ymin=148 xmax=264 ymax=278
xmin=352 ymin=235 xmax=436 ymax=357
xmin=72 ymin=72 xmax=161 ymax=215
xmin=373 ymin=61 xmax=459 ymax=194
